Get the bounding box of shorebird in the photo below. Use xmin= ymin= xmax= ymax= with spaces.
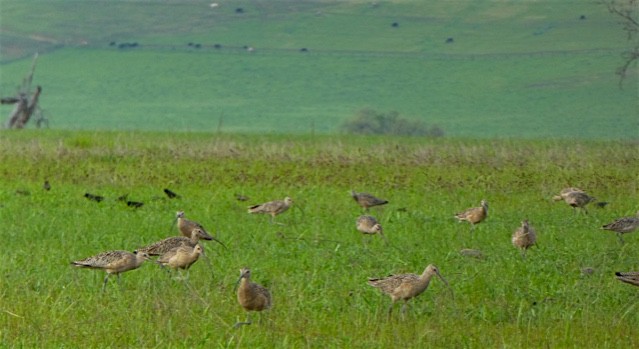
xmin=176 ymin=211 xmax=215 ymax=240
xmin=512 ymin=220 xmax=537 ymax=258
xmin=552 ymin=188 xmax=596 ymax=214
xmin=137 ymin=228 xmax=224 ymax=256
xmin=601 ymin=211 xmax=639 ymax=244
xmin=368 ymin=264 xmax=449 ymax=318
xmin=247 ymin=197 xmax=293 ymax=224
xmin=455 ymin=200 xmax=488 ymax=231
xmin=615 ymin=271 xmax=639 ymax=287
xmin=351 ymin=190 xmax=388 ymax=211
xmin=235 ymin=267 xmax=272 ymax=328
xmin=72 ymin=250 xmax=150 ymax=291
xmin=156 ymin=244 xmax=203 ymax=275
xmin=356 ymin=215 xmax=387 ymax=243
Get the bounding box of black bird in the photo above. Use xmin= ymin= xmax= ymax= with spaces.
xmin=163 ymin=188 xmax=180 ymax=199
xmin=127 ymin=201 xmax=144 ymax=208
xmin=43 ymin=180 xmax=51 ymax=191
xmin=84 ymin=193 xmax=104 ymax=203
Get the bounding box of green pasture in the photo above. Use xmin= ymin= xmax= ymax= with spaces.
xmin=0 ymin=131 xmax=638 ymax=347
xmin=0 ymin=1 xmax=637 ymax=138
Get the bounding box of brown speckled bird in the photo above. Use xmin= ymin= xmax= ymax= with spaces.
xmin=368 ymin=264 xmax=449 ymax=318
xmin=455 ymin=200 xmax=488 ymax=231
xmin=235 ymin=267 xmax=272 ymax=328
xmin=512 ymin=220 xmax=537 ymax=258
xmin=72 ymin=250 xmax=150 ymax=291
xmin=615 ymin=271 xmax=639 ymax=287
xmin=248 ymin=197 xmax=293 ymax=224
xmin=351 ymin=190 xmax=388 ymax=211
xmin=601 ymin=211 xmax=639 ymax=244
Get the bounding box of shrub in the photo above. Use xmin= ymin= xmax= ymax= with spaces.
xmin=340 ymin=109 xmax=444 ymax=137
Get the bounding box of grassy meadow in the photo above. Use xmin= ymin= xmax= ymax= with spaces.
xmin=0 ymin=130 xmax=638 ymax=347
xmin=0 ymin=1 xmax=637 ymax=138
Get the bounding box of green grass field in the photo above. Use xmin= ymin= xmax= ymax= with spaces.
xmin=0 ymin=131 xmax=638 ymax=347
xmin=0 ymin=1 xmax=637 ymax=139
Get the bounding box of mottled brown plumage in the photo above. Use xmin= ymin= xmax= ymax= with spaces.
xmin=176 ymin=211 xmax=215 ymax=240
xmin=601 ymin=211 xmax=639 ymax=244
xmin=351 ymin=190 xmax=388 ymax=211
xmin=368 ymin=264 xmax=448 ymax=318
xmin=512 ymin=220 xmax=537 ymax=258
xmin=72 ymin=250 xmax=150 ymax=291
xmin=552 ymin=188 xmax=596 ymax=214
xmin=455 ymin=200 xmax=488 ymax=231
xmin=156 ymin=244 xmax=203 ymax=271
xmin=235 ymin=267 xmax=272 ymax=327
xmin=615 ymin=271 xmax=639 ymax=287
xmin=248 ymin=197 xmax=293 ymax=224
xmin=356 ymin=215 xmax=387 ymax=243
xmin=138 ymin=228 xmax=214 ymax=256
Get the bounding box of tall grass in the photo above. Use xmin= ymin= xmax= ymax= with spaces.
xmin=0 ymin=130 xmax=637 ymax=347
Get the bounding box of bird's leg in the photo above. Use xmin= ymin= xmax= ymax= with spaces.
xmin=234 ymin=314 xmax=253 ymax=328
xmin=520 ymin=249 xmax=527 ymax=260
xmin=617 ymin=233 xmax=625 ymax=245
xmin=101 ymin=274 xmax=110 ymax=292
xmin=400 ymin=301 xmax=408 ymax=318
xmin=387 ymin=302 xmax=394 ymax=320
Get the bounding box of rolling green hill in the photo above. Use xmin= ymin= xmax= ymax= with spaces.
xmin=0 ymin=1 xmax=636 ymax=139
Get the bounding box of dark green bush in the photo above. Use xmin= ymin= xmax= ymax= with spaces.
xmin=341 ymin=109 xmax=444 ymax=137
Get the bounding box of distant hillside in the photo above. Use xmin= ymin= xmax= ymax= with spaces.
xmin=0 ymin=1 xmax=636 ymax=139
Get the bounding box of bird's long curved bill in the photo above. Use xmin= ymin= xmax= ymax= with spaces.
xmin=436 ymin=271 xmax=454 ymax=299
xmin=210 ymin=235 xmax=228 ymax=250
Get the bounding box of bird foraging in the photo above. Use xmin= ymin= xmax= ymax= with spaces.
xmin=247 ymin=197 xmax=293 ymax=224
xmin=71 ymin=250 xmax=149 ymax=291
xmin=368 ymin=264 xmax=450 ymax=318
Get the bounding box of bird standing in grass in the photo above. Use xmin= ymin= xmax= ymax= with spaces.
xmin=601 ymin=211 xmax=639 ymax=244
xmin=247 ymin=197 xmax=293 ymax=224
xmin=615 ymin=271 xmax=639 ymax=287
xmin=356 ymin=215 xmax=387 ymax=243
xmin=512 ymin=219 xmax=537 ymax=258
xmin=552 ymin=188 xmax=596 ymax=214
xmin=137 ymin=228 xmax=224 ymax=256
xmin=156 ymin=244 xmax=203 ymax=277
xmin=368 ymin=264 xmax=449 ymax=319
xmin=235 ymin=267 xmax=272 ymax=328
xmin=455 ymin=200 xmax=488 ymax=231
xmin=71 ymin=250 xmax=150 ymax=291
xmin=176 ymin=211 xmax=215 ymax=240
xmin=351 ymin=190 xmax=388 ymax=211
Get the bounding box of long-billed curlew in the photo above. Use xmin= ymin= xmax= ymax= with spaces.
xmin=247 ymin=197 xmax=293 ymax=224
xmin=368 ymin=264 xmax=449 ymax=318
xmin=137 ymin=228 xmax=224 ymax=256
xmin=235 ymin=267 xmax=272 ymax=328
xmin=512 ymin=219 xmax=537 ymax=258
xmin=356 ymin=215 xmax=387 ymax=243
xmin=176 ymin=211 xmax=215 ymax=240
xmin=552 ymin=188 xmax=596 ymax=214
xmin=615 ymin=271 xmax=639 ymax=287
xmin=455 ymin=200 xmax=488 ymax=231
xmin=351 ymin=190 xmax=388 ymax=211
xmin=601 ymin=211 xmax=639 ymax=244
xmin=156 ymin=244 xmax=203 ymax=273
xmin=71 ymin=250 xmax=150 ymax=291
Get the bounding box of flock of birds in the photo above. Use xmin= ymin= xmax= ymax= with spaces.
xmin=68 ymin=185 xmax=639 ymax=325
